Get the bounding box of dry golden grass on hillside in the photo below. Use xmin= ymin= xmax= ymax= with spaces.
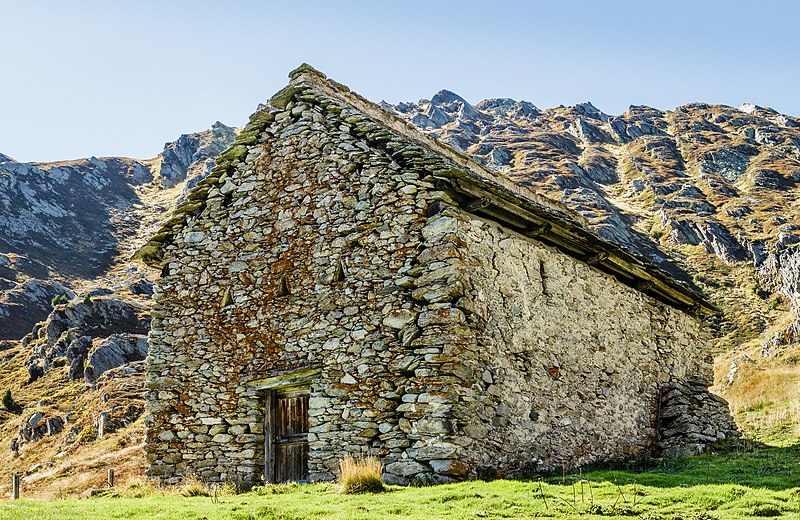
xmin=0 ymin=342 xmax=146 ymax=500
xmin=715 ymin=343 xmax=800 ymax=444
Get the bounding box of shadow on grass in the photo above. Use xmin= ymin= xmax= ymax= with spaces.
xmin=545 ymin=443 xmax=800 ymax=491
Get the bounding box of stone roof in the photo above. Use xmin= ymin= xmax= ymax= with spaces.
xmin=135 ymin=64 xmax=715 ymax=315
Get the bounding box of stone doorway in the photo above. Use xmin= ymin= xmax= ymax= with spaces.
xmin=246 ymin=367 xmax=319 ymax=483
xmin=265 ymin=388 xmax=310 ymax=483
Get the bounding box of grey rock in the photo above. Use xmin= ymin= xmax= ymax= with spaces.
xmin=157 ymin=121 xmax=237 ymax=190
xmin=384 ymin=460 xmax=428 ymax=477
xmin=28 ymin=412 xmax=44 ymax=428
xmin=84 ymin=334 xmax=148 ymax=385
xmin=0 ymin=279 xmax=74 ymax=340
xmin=23 ymin=295 xmax=149 ymax=380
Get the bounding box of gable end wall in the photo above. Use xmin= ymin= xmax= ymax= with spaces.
xmin=144 ymin=87 xmax=480 ymax=486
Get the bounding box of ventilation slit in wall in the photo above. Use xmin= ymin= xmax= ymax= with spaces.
xmin=221 ymin=288 xmax=233 ymax=308
xmin=222 ymin=192 xmax=233 ymax=207
xmin=277 ymin=274 xmax=290 ymax=297
xmin=539 ymin=259 xmax=549 ymax=296
xmin=426 ymin=200 xmax=447 ymax=217
xmin=333 ymin=259 xmax=346 ymax=283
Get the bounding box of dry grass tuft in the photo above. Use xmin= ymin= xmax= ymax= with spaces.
xmin=725 ymin=366 xmax=800 ymax=414
xmin=178 ymin=475 xmax=238 ymax=497
xmin=338 ymin=455 xmax=385 ymax=494
xmin=120 ymin=481 xmax=160 ymax=498
xmin=180 ymin=475 xmax=212 ymax=497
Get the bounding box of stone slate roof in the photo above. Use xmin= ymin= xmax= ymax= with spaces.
xmin=135 ymin=64 xmax=715 ymax=315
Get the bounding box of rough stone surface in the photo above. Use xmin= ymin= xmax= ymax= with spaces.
xmin=157 ymin=122 xmax=237 ymax=192
xmin=22 ymin=296 xmax=150 ymax=383
xmin=144 ymin=66 xmax=736 ymax=487
xmin=448 ymin=215 xmax=727 ymax=475
xmin=0 ymin=279 xmax=74 ymax=340
xmin=84 ymin=334 xmax=148 ymax=386
xmin=657 ymin=382 xmax=739 ymax=457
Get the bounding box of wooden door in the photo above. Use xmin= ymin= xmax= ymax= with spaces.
xmin=265 ymin=390 xmax=309 ymax=483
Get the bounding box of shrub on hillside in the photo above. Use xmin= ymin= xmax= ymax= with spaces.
xmin=50 ymin=294 xmax=69 ymax=307
xmin=2 ymin=388 xmax=18 ymax=412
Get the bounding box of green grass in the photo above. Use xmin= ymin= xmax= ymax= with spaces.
xmin=2 ymin=446 xmax=800 ymax=519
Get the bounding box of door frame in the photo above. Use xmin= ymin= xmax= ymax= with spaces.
xmin=264 ymin=386 xmax=310 ymax=483
xmin=246 ymin=367 xmax=320 ymax=484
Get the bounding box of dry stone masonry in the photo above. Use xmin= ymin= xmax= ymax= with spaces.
xmin=139 ymin=65 xmax=738 ymax=487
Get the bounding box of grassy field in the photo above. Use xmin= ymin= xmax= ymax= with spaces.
xmin=1 ymin=445 xmax=798 ymax=520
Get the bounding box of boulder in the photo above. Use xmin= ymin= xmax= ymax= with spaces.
xmin=23 ymin=296 xmax=150 ymax=382
xmin=84 ymin=334 xmax=148 ymax=386
xmin=18 ymin=412 xmax=64 ymax=442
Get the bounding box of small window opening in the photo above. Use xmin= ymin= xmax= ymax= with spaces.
xmin=221 ymin=288 xmax=233 ymax=308
xmin=333 ymin=259 xmax=346 ymax=283
xmin=277 ymin=275 xmax=290 ymax=297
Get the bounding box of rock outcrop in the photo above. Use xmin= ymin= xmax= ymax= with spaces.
xmin=0 ymin=122 xmax=236 ymax=340
xmin=0 ymin=157 xmax=146 ymax=278
xmin=0 ymin=278 xmax=74 ymax=340
xmin=84 ymin=334 xmax=148 ymax=386
xmin=23 ymin=295 xmax=150 ymax=384
xmin=153 ymin=121 xmax=237 ymax=191
xmin=17 ymin=411 xmax=64 ymax=444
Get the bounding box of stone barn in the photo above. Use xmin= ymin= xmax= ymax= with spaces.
xmin=137 ymin=64 xmax=737 ymax=486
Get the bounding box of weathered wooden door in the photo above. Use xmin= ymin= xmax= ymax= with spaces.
xmin=265 ymin=389 xmax=309 ymax=483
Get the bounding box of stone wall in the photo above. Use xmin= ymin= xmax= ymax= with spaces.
xmin=144 ymin=72 xmax=736 ymax=487
xmin=657 ymin=382 xmax=739 ymax=457
xmin=437 ymin=215 xmax=729 ymax=476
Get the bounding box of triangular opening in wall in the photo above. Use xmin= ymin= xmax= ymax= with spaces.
xmin=277 ymin=275 xmax=290 ymax=297
xmin=333 ymin=259 xmax=346 ymax=283
xmin=221 ymin=288 xmax=233 ymax=308
xmin=222 ymin=192 xmax=234 ymax=207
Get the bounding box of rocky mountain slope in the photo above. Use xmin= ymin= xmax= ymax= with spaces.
xmin=384 ymin=94 xmax=800 ymax=352
xmin=1 ymin=89 xmax=800 ymax=497
xmin=0 ymin=121 xmax=238 ymax=497
xmin=0 ymin=122 xmax=236 ymax=340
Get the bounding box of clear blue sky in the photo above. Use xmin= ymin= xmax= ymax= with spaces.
xmin=2 ymin=0 xmax=798 ymax=162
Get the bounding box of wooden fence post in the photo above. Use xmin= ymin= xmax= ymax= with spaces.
xmin=107 ymin=468 xmax=114 ymax=489
xmin=12 ymin=474 xmax=20 ymax=500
